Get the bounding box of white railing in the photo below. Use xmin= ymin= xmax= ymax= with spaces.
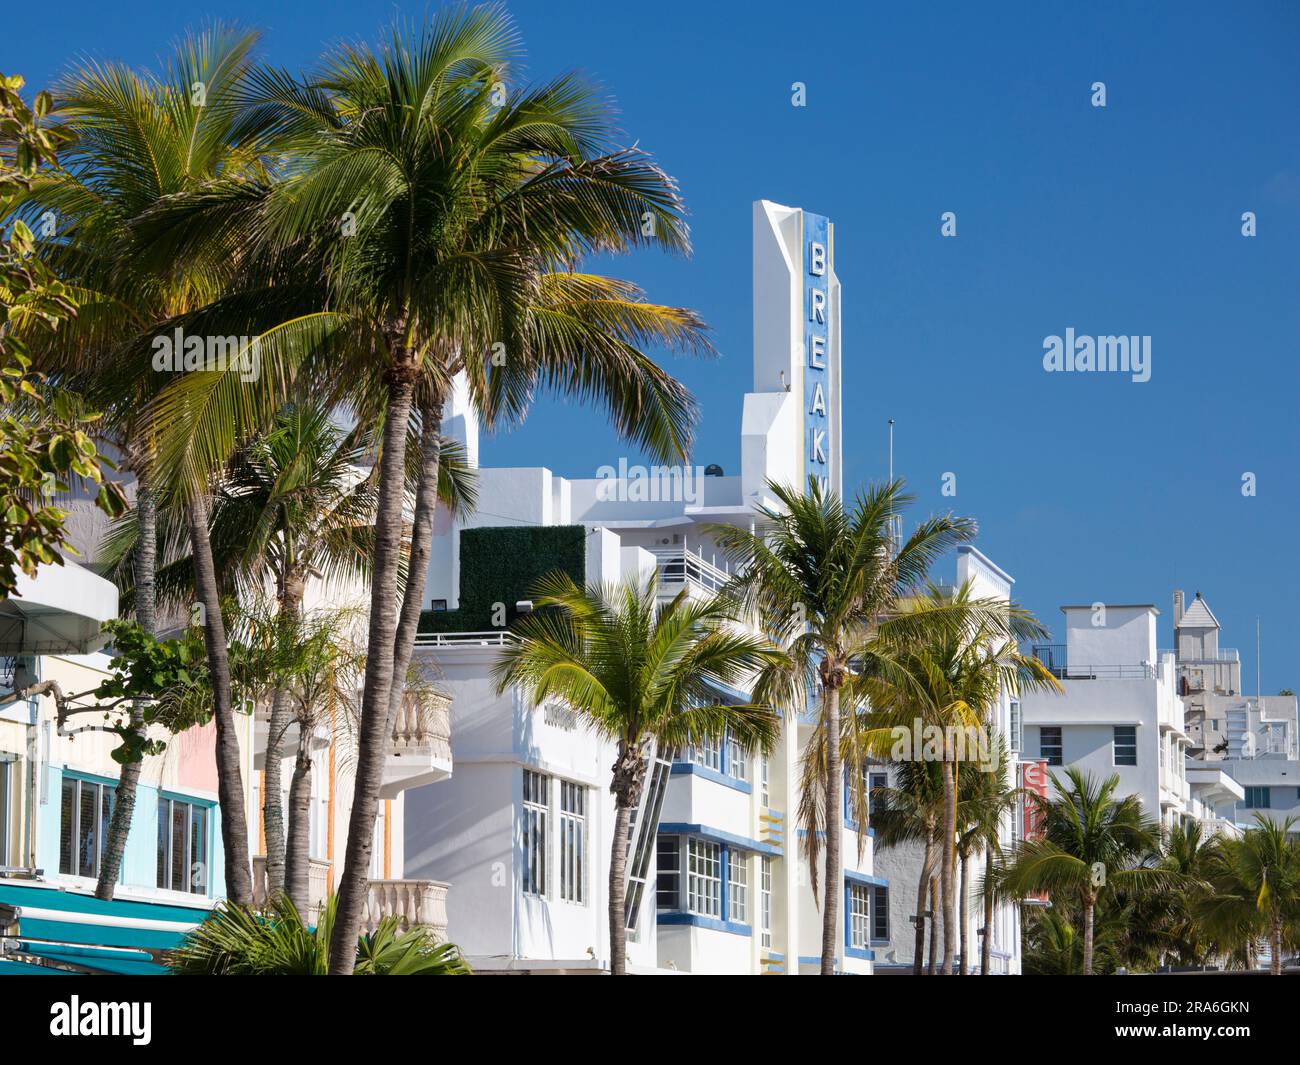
xmin=391 ymin=693 xmax=452 ymax=762
xmin=414 ymin=630 xmax=514 ymax=647
xmin=363 ymin=879 xmax=449 ymax=940
xmin=652 ymin=548 xmax=732 ymax=594
xmin=250 ymin=854 xmax=333 ymax=924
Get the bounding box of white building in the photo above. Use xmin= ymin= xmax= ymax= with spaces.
xmin=1168 ymin=589 xmax=1298 ymax=762
xmin=1020 ymin=604 xmax=1214 ymax=834
xmin=403 ymin=201 xmax=893 ymax=973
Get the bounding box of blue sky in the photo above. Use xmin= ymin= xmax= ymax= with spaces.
xmin=10 ymin=1 xmax=1299 ymax=687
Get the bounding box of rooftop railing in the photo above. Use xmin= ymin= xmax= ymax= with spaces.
xmin=414 ymin=630 xmax=514 ymax=647
xmin=1030 ymin=644 xmax=1155 ymax=680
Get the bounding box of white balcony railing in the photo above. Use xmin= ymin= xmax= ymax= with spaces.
xmin=250 ymin=856 xmax=449 ymax=941
xmin=251 ymin=854 xmax=333 ymax=924
xmin=363 ymin=879 xmax=449 ymax=940
xmin=414 ymin=630 xmax=514 ymax=647
xmin=652 ymin=548 xmax=732 ymax=594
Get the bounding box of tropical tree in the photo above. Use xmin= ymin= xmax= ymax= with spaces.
xmin=0 ymin=72 xmax=126 ymax=598
xmin=1022 ymin=899 xmax=1126 ymax=976
xmin=954 ymin=735 xmax=1017 ymax=974
xmin=869 ymin=759 xmax=944 ymax=975
xmin=494 ymin=570 xmax=782 ymax=975
xmin=19 ymin=25 xmax=279 ymax=904
xmin=166 ymin=894 xmax=470 ymax=975
xmin=858 ymin=584 xmax=1057 ymax=974
xmin=1198 ymin=813 xmax=1300 ymax=975
xmin=138 ymin=8 xmax=714 ymax=970
xmin=712 ymin=478 xmax=978 ymax=974
xmin=998 ymin=768 xmax=1168 ymax=974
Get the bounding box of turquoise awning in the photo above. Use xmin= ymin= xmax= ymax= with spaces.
xmin=0 ymin=881 xmax=210 ymax=976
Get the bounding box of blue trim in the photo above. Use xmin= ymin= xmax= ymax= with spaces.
xmin=670 ymin=762 xmax=753 ymax=794
xmin=845 ymin=945 xmax=876 ymax=961
xmin=60 ymin=767 xmax=119 ymax=788
xmin=844 ymin=868 xmax=888 ymax=888
xmin=658 ymin=912 xmax=753 ymax=937
xmin=702 ymin=678 xmax=753 ymax=704
xmin=658 ymin=823 xmax=781 ymax=857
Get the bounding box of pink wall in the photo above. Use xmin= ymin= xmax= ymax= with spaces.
xmin=175 ymin=720 xmax=220 ymax=792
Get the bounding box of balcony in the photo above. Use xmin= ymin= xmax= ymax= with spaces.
xmin=251 ymin=854 xmax=333 ymax=924
xmin=250 ymin=857 xmax=449 ymax=940
xmin=381 ymin=689 xmax=453 ymax=797
xmin=652 ymin=548 xmax=732 ymax=596
xmin=413 ymin=630 xmax=514 ymax=648
xmin=1030 ymin=645 xmax=1155 ymax=680
xmin=362 ymin=879 xmax=449 ymax=939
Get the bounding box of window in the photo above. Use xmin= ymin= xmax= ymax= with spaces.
xmin=760 ymin=857 xmax=773 ymax=948
xmin=872 ymin=885 xmax=889 ymax=942
xmin=522 ymin=769 xmax=549 ymax=896
xmin=848 ymin=882 xmax=870 ymax=949
xmin=1039 ymin=727 xmax=1063 ymax=766
xmin=728 ymin=849 xmax=748 ymax=924
xmin=559 ymin=781 xmax=586 ymax=904
xmin=759 ymin=755 xmax=770 ymax=806
xmin=727 ymin=736 xmax=748 ymax=782
xmin=691 ymin=735 xmax=722 ymax=772
xmin=1210 ymin=719 xmax=1220 ymax=731
xmin=686 ymin=838 xmax=721 ymax=918
xmin=656 ymin=836 xmax=680 ymax=910
xmin=0 ymin=756 xmax=12 ymax=866
xmin=60 ymin=776 xmax=116 ymax=879
xmin=1113 ymin=726 xmax=1137 ymax=767
xmin=1244 ymin=786 xmax=1271 ymax=809
xmin=157 ymin=797 xmax=210 ymax=894
xmin=1009 ymin=701 xmax=1022 ymax=753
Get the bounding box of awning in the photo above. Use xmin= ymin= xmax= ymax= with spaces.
xmin=0 ymin=561 xmax=119 ymax=655
xmin=0 ymin=881 xmax=209 ymax=975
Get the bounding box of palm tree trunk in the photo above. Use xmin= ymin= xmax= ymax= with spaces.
xmin=262 ymin=690 xmax=292 ymax=896
xmin=820 ymin=683 xmax=842 ymax=975
xmin=981 ymin=842 xmax=995 ymax=975
xmin=927 ymin=876 xmax=939 ymax=974
xmin=284 ymin=722 xmax=314 ymax=917
xmin=940 ymin=755 xmax=956 ymax=975
xmin=913 ymin=831 xmax=935 ymax=976
xmin=384 ymin=392 xmax=444 ymax=731
xmin=328 ymin=350 xmax=418 ymax=975
xmin=264 ymin=582 xmax=304 ymax=898
xmin=94 ymin=475 xmax=157 ymax=900
xmin=1272 ymin=914 xmax=1283 ymax=976
xmin=1082 ymin=892 xmax=1096 ymax=975
xmin=959 ymin=851 xmax=969 ymax=975
xmin=186 ymin=493 xmax=252 ymax=906
xmin=609 ymin=797 xmax=633 ymax=976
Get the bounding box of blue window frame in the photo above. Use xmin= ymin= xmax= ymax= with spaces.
xmin=656 ymin=831 xmax=755 ymax=935
xmin=1244 ymin=786 xmax=1271 ymax=809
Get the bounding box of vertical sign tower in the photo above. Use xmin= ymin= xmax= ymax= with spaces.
xmin=747 ymin=201 xmax=842 ymax=503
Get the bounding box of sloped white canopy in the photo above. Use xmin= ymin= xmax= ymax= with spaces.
xmin=0 ymin=561 xmax=118 ymax=654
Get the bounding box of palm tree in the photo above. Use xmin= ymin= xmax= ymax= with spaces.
xmin=711 ymin=478 xmax=977 ymax=974
xmin=998 ymin=768 xmax=1167 ymax=974
xmin=1199 ymin=813 xmax=1300 ymax=975
xmin=140 ymin=9 xmax=714 ymax=970
xmin=954 ymin=736 xmax=1017 ymax=975
xmin=1022 ymin=899 xmax=1126 ymax=976
xmin=166 ymin=894 xmax=470 ymax=975
xmin=859 ymin=584 xmax=1057 ymax=974
xmin=494 ymin=570 xmax=781 ymax=975
xmin=21 ymin=24 xmax=277 ymax=904
xmin=870 ymin=759 xmax=945 ymax=975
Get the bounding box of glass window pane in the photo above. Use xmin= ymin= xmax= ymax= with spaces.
xmin=157 ymin=798 xmax=169 ymax=888
xmin=190 ymin=806 xmax=208 ymax=893
xmin=60 ymin=778 xmax=76 ymax=875
xmin=78 ymin=782 xmax=97 ymax=877
xmin=171 ymin=800 xmax=187 ymax=890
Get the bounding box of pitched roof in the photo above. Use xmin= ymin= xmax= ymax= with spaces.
xmin=1178 ymin=593 xmax=1220 ymax=631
